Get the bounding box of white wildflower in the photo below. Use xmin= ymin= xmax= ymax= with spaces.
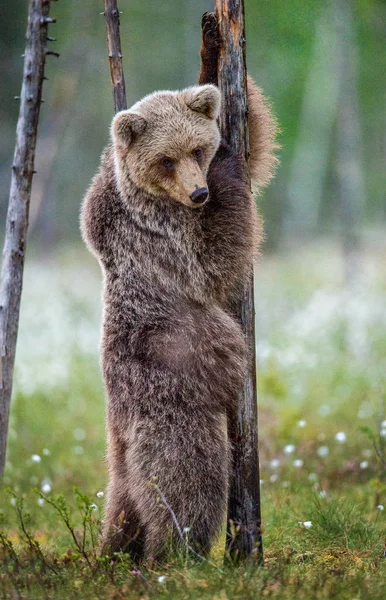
xmin=158 ymin=576 xmax=166 ymax=583
xmin=319 ymin=490 xmax=327 ymax=499
xmin=298 ymin=520 xmax=312 ymax=529
xmin=10 ymin=497 xmax=16 ymax=506
xmin=359 ymin=461 xmax=368 ymax=469
xmin=96 ymin=491 xmax=104 ymax=499
xmin=380 ymin=428 xmax=386 ymax=438
xmin=293 ymin=459 xmax=304 ymax=468
xmin=381 ymin=420 xmax=386 ymax=428
xmin=297 ymin=420 xmax=307 ymax=428
xmin=270 ymin=459 xmax=280 ymax=469
xmin=89 ymin=504 xmax=98 ymax=512
xmin=308 ymin=473 xmax=318 ymax=482
xmin=377 ymin=505 xmax=384 ymax=511
xmin=183 ymin=527 xmax=190 ymax=534
xmin=270 ymin=474 xmax=278 ymax=483
xmin=31 ymin=454 xmax=41 ymax=463
xmin=42 ymin=449 xmax=50 ymax=456
xmin=283 ymin=444 xmax=295 ymax=455
xmin=335 ymin=432 xmax=347 ymax=443
xmin=41 ymin=478 xmax=52 ymax=494
xmin=38 ymin=498 xmax=45 ymax=506
xmin=317 ymin=446 xmax=329 ymax=457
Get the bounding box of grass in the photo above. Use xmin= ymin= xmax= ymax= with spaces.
xmin=1 ymin=239 xmax=386 ymax=598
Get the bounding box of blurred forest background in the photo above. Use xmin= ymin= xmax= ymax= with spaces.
xmin=1 ymin=0 xmax=385 ymax=253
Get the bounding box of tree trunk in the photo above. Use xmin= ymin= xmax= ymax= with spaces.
xmin=0 ymin=0 xmax=57 ymax=475
xmin=103 ymin=0 xmax=127 ymax=113
xmin=212 ymin=1 xmax=262 ymax=562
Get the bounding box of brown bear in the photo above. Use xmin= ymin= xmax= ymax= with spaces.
xmin=81 ymin=25 xmax=277 ymax=562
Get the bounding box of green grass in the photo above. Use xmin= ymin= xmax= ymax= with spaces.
xmin=1 ymin=241 xmax=386 ymax=598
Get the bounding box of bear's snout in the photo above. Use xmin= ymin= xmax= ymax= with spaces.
xmin=190 ymin=187 xmax=209 ymax=205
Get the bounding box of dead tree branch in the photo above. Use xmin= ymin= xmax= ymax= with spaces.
xmin=103 ymin=0 xmax=127 ymax=113
xmin=0 ymin=0 xmax=56 ymax=475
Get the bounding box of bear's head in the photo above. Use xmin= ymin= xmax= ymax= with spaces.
xmin=111 ymin=85 xmax=221 ymax=208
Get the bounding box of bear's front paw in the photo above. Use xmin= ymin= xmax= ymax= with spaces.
xmin=201 ymin=12 xmax=220 ymax=49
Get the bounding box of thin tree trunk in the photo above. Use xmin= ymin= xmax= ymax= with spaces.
xmin=103 ymin=0 xmax=127 ymax=113
xmin=0 ymin=0 xmax=57 ymax=475
xmin=214 ymin=0 xmax=262 ymax=563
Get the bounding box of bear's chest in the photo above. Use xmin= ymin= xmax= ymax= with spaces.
xmin=116 ymin=208 xmax=208 ymax=301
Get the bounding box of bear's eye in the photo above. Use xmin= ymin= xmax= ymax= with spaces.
xmin=193 ymin=148 xmax=203 ymax=161
xmin=161 ymin=158 xmax=174 ymax=169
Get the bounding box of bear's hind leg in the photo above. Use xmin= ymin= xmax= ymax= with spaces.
xmin=128 ymin=405 xmax=229 ymax=564
xmin=102 ymin=482 xmax=145 ymax=560
xmin=102 ymin=433 xmax=145 ymax=561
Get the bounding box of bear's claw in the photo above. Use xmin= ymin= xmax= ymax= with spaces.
xmin=201 ymin=12 xmax=220 ymax=47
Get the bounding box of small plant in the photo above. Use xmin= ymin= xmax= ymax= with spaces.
xmin=7 ymin=489 xmax=55 ymax=573
xmin=36 ymin=487 xmax=100 ymax=568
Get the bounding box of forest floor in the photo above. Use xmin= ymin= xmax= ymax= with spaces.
xmin=1 ymin=239 xmax=386 ymax=599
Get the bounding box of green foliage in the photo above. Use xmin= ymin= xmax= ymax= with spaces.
xmin=0 ymin=485 xmax=385 ymax=598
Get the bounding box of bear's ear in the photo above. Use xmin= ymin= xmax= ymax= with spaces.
xmin=182 ymin=85 xmax=221 ymax=120
xmin=111 ymin=111 xmax=147 ymax=150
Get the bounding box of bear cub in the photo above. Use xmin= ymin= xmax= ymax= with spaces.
xmin=81 ymin=76 xmax=277 ymax=561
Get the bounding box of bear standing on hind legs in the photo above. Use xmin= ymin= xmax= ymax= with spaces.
xmin=81 ymin=13 xmax=278 ymax=562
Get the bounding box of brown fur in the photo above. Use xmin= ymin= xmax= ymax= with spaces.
xmin=81 ymin=78 xmax=277 ymax=562
xmin=247 ymin=77 xmax=280 ymax=192
xmin=111 ymin=85 xmax=221 ymax=209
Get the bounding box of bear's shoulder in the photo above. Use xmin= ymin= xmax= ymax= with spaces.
xmin=81 ymin=146 xmax=125 ymax=261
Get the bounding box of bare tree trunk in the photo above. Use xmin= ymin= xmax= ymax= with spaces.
xmin=0 ymin=0 xmax=57 ymax=475
xmin=214 ymin=0 xmax=262 ymax=563
xmin=103 ymin=0 xmax=127 ymax=113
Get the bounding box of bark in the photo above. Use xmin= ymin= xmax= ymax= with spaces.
xmin=103 ymin=0 xmax=127 ymax=113
xmin=215 ymin=1 xmax=249 ymax=158
xmin=200 ymin=4 xmax=263 ymax=562
xmin=0 ymin=0 xmax=56 ymax=475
